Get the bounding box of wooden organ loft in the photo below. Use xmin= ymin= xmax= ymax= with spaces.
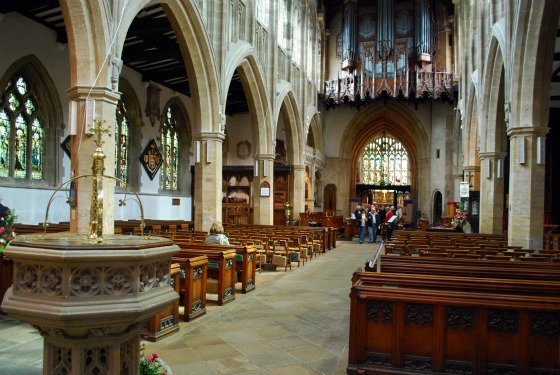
xmin=323 ymin=0 xmax=456 ymax=109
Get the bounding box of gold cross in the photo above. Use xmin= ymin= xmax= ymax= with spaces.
xmin=90 ymin=119 xmax=111 ymax=147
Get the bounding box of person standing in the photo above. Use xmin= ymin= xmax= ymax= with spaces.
xmin=367 ymin=207 xmax=379 ymax=243
xmin=384 ymin=206 xmax=395 ymax=240
xmin=357 ymin=207 xmax=366 ymax=244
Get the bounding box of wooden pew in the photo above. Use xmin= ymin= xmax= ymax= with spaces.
xmin=141 ymin=263 xmax=181 ymax=341
xmin=179 ymin=243 xmax=257 ymax=293
xmin=173 ymin=247 xmax=236 ymax=305
xmin=348 ymin=270 xmax=560 ymax=375
xmin=170 ymin=255 xmax=208 ymax=321
xmin=376 ymin=255 xmax=560 ymax=281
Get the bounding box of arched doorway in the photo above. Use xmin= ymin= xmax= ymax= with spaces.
xmin=432 ymin=190 xmax=443 ymax=225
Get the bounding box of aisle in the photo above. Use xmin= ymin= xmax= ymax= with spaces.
xmin=145 ymin=241 xmax=372 ymax=375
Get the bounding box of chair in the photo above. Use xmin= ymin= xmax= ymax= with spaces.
xmin=271 ymin=239 xmax=291 ymax=272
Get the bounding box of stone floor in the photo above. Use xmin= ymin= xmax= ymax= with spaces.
xmin=0 ymin=240 xmax=375 ymax=375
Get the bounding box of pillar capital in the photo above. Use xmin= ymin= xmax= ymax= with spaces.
xmin=478 ymin=151 xmax=507 ymax=160
xmin=192 ymin=132 xmax=225 ymax=142
xmin=254 ymin=153 xmax=275 ymax=162
xmin=507 ymin=126 xmax=549 ymax=138
xmin=66 ymin=85 xmax=120 ymax=105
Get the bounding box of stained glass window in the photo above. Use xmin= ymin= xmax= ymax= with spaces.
xmin=115 ymin=99 xmax=129 ymax=183
xmin=362 ymin=133 xmax=408 ymax=185
xmin=0 ymin=76 xmax=44 ymax=180
xmin=161 ymin=106 xmax=179 ymax=191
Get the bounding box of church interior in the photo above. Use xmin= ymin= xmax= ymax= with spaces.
xmin=0 ymin=0 xmax=560 ymax=374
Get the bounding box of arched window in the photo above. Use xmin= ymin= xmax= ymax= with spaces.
xmin=256 ymin=0 xmax=269 ymax=27
xmin=0 ymin=75 xmax=44 ymax=180
xmin=115 ymin=99 xmax=129 ymax=183
xmin=160 ymin=106 xmax=179 ymax=191
xmin=362 ymin=133 xmax=409 ymax=185
xmin=277 ymin=0 xmax=287 ymax=49
xmin=293 ymin=4 xmax=302 ymax=64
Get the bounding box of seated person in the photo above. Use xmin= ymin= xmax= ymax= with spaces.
xmin=204 ymin=222 xmax=230 ymax=245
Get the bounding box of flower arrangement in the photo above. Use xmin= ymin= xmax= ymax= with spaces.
xmin=140 ymin=341 xmax=173 ymax=375
xmin=451 ymin=203 xmax=470 ymax=229
xmin=0 ymin=209 xmax=16 ymax=252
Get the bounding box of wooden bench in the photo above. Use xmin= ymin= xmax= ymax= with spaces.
xmin=375 ymin=255 xmax=560 ymax=281
xmin=141 ymin=263 xmax=181 ymax=341
xmin=170 ymin=255 xmax=208 ymax=321
xmin=178 ymin=243 xmax=257 ymax=293
xmin=348 ymin=270 xmax=560 ymax=375
xmin=173 ymin=247 xmax=236 ymax=305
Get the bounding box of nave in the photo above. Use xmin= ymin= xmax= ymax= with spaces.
xmin=0 ymin=241 xmax=369 ymax=375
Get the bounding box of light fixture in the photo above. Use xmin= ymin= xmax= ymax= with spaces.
xmin=537 ymin=137 xmax=545 ymax=165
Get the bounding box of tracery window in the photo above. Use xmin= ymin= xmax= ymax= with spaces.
xmin=277 ymin=0 xmax=287 ymax=49
xmin=0 ymin=76 xmax=44 ymax=180
xmin=160 ymin=106 xmax=179 ymax=191
xmin=293 ymin=5 xmax=302 ymax=64
xmin=256 ymin=0 xmax=269 ymax=27
xmin=114 ymin=98 xmax=129 ymax=183
xmin=362 ymin=133 xmax=408 ymax=185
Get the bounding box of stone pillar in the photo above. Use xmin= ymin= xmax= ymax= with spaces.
xmin=507 ymin=127 xmax=549 ymax=248
xmin=252 ymin=155 xmax=274 ymax=225
xmin=291 ymin=165 xmax=306 ymax=224
xmin=67 ymin=86 xmax=120 ymax=235
xmin=193 ymin=132 xmax=224 ymax=232
xmin=479 ymin=152 xmax=507 ymax=234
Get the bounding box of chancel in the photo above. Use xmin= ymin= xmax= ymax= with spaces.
xmin=0 ymin=0 xmax=559 ymax=374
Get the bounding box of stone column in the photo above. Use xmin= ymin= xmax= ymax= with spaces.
xmin=507 ymin=127 xmax=549 ymax=248
xmin=193 ymin=132 xmax=224 ymax=232
xmin=452 ymin=173 xmax=464 ymax=203
xmin=479 ymin=152 xmax=507 ymax=234
xmin=291 ymin=165 xmax=306 ymax=224
xmin=67 ymin=86 xmax=120 ymax=235
xmin=252 ymin=154 xmax=274 ymax=225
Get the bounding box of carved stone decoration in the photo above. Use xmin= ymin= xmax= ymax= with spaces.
xmin=49 ymin=344 xmax=72 ymax=374
xmin=145 ymin=83 xmax=161 ymax=126
xmin=406 ymin=303 xmax=434 ymax=325
xmin=365 ymin=351 xmax=392 ymax=367
xmin=447 ymin=306 xmax=475 ymax=329
xmin=155 ymin=260 xmax=171 ymax=287
xmin=488 ymin=309 xmax=518 ymax=333
xmin=104 ymin=267 xmax=133 ymax=295
xmin=236 ymin=140 xmax=251 ymax=160
xmin=14 ymin=263 xmax=39 ymax=293
xmin=444 ymin=359 xmax=473 ymax=374
xmin=139 ymin=263 xmax=157 ymax=292
xmin=88 ymin=327 xmax=111 ymax=338
xmin=39 ymin=266 xmax=63 ymax=296
xmin=367 ymin=300 xmax=393 ymax=323
xmin=84 ymin=346 xmax=110 ymax=374
xmin=120 ymin=339 xmax=134 ymax=374
xmin=532 ymin=312 xmax=560 ymax=336
xmin=70 ymin=267 xmax=102 ymax=297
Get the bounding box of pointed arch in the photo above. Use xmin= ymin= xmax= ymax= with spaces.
xmin=277 ymin=90 xmax=304 ymax=166
xmin=0 ymin=54 xmax=62 ymax=186
xmin=223 ymin=43 xmax=273 ymax=156
xmin=509 ymin=0 xmax=560 ymax=129
xmin=339 ymin=102 xmax=430 ymax=200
